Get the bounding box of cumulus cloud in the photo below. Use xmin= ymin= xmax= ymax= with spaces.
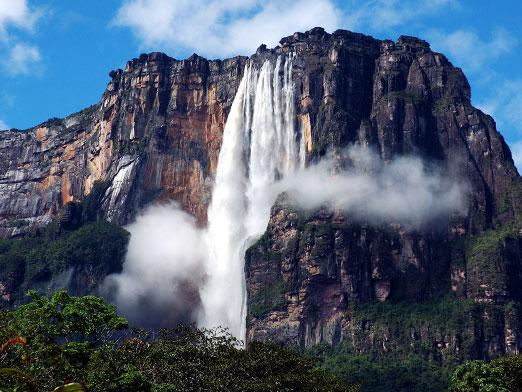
xmin=0 ymin=0 xmax=41 ymax=37
xmin=0 ymin=119 xmax=8 ymax=130
xmin=275 ymin=146 xmax=467 ymax=227
xmin=3 ymin=42 xmax=41 ymax=76
xmin=114 ymin=0 xmax=341 ymax=57
xmin=103 ymin=204 xmax=207 ymax=328
xmin=0 ymin=0 xmax=44 ymax=76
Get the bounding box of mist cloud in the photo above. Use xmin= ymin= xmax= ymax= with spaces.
xmin=103 ymin=203 xmax=206 ymax=328
xmin=275 ymin=146 xmax=468 ymax=227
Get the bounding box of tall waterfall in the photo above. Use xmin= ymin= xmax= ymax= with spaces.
xmin=199 ymin=54 xmax=304 ymax=340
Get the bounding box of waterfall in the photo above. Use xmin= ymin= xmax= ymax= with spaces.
xmin=199 ymin=54 xmax=304 ymax=340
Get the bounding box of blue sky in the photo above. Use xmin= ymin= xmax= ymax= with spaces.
xmin=0 ymin=0 xmax=521 ymax=169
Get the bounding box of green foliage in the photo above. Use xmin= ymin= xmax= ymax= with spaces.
xmin=253 ymin=231 xmax=271 ymax=250
xmin=464 ymin=223 xmax=520 ymax=298
xmin=432 ymin=96 xmax=453 ymax=114
xmin=13 ymin=290 xmax=128 ymax=344
xmin=0 ymin=311 xmax=90 ymax=392
xmin=51 ymin=383 xmax=87 ymax=392
xmin=1 ymin=293 xmax=355 ymax=392
xmin=0 ymin=367 xmax=37 ymax=392
xmin=313 ymin=296 xmax=522 ymax=392
xmin=381 ymin=90 xmax=423 ymax=105
xmin=466 ymin=224 xmax=519 ymax=261
xmin=111 ymin=367 xmax=151 ymax=392
xmin=116 ymin=138 xmax=148 ymax=156
xmin=151 ymin=384 xmax=176 ymax=392
xmin=248 ymin=279 xmax=292 ymax=319
xmin=313 ymin=344 xmax=453 ymax=392
xmin=311 ymin=298 xmax=465 ymax=391
xmin=449 ymin=354 xmax=522 ymax=392
xmin=350 ymin=295 xmax=473 ymax=334
xmin=0 ymin=221 xmax=129 ymax=306
xmin=311 ymin=103 xmax=354 ymax=157
xmin=79 ymin=180 xmax=110 ymax=223
xmin=0 ymin=291 xmax=127 ymax=390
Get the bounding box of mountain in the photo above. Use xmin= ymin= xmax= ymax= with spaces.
xmin=1 ymin=26 xmax=521 ymax=373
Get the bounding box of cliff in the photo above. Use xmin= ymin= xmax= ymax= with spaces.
xmin=243 ymin=28 xmax=522 ymax=362
xmin=1 ymin=27 xmax=521 ymax=366
xmin=0 ymin=52 xmax=246 ymax=237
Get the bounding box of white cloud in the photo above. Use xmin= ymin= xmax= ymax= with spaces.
xmin=275 ymin=146 xmax=467 ymax=227
xmin=0 ymin=0 xmax=41 ymax=38
xmin=114 ymin=0 xmax=341 ymax=57
xmin=427 ymin=28 xmax=516 ymax=73
xmin=478 ymin=81 xmax=522 ymax=172
xmin=0 ymin=1 xmax=44 ymax=76
xmin=3 ymin=42 xmax=41 ymax=76
xmin=0 ymin=119 xmax=8 ymax=130
xmin=103 ymin=203 xmax=207 ymax=327
xmin=476 ymin=78 xmax=522 ymax=127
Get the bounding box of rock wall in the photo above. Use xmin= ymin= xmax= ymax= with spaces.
xmin=244 ymin=28 xmax=522 ymax=360
xmin=0 ymin=52 xmax=246 ymax=237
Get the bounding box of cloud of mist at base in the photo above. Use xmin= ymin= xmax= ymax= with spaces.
xmin=102 ymin=203 xmax=206 ymax=328
xmin=274 ymin=146 xmax=468 ymax=228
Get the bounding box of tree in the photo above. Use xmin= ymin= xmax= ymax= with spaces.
xmin=1 ymin=292 xmax=356 ymax=391
xmin=450 ymin=355 xmax=522 ymax=392
xmin=2 ymin=291 xmax=127 ymax=390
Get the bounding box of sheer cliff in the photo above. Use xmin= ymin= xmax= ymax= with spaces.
xmin=1 ymin=27 xmax=521 ymax=365
xmin=0 ymin=52 xmax=246 ymax=237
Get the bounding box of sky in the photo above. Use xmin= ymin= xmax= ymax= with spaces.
xmin=0 ymin=0 xmax=521 ymax=170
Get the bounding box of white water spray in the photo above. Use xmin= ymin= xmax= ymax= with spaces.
xmin=199 ymin=54 xmax=304 ymax=340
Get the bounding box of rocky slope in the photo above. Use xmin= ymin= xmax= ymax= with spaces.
xmin=1 ymin=27 xmax=521 ymax=364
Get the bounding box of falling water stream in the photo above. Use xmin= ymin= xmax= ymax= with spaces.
xmin=199 ymin=54 xmax=304 ymax=340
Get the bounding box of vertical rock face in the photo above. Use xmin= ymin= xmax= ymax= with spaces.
xmin=0 ymin=52 xmax=246 ymax=236
xmin=244 ymin=28 xmax=522 ymax=360
xmin=0 ymin=27 xmax=521 ymax=361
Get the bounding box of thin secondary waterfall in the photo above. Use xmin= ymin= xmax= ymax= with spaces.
xmin=199 ymin=54 xmax=304 ymax=340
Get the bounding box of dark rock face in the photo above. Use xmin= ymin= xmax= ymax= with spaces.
xmin=0 ymin=27 xmax=521 ymax=362
xmin=244 ymin=28 xmax=522 ymax=360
